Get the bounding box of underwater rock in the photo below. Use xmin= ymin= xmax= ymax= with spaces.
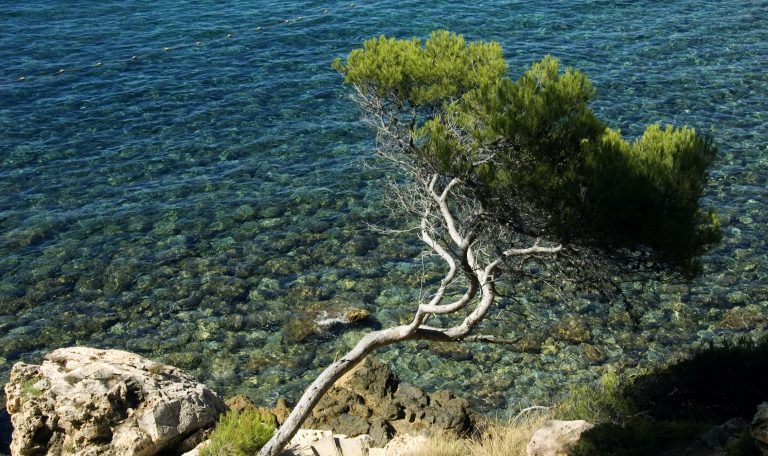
xmin=718 ymin=305 xmax=767 ymax=331
xmin=429 ymin=342 xmax=473 ymax=362
xmin=344 ymin=308 xmax=371 ymax=325
xmin=210 ymin=355 xmax=239 ymax=383
xmin=513 ymin=334 xmax=544 ymax=354
xmin=284 ymin=318 xmax=320 ymax=344
xmin=581 ymin=344 xmax=606 ymax=365
xmin=552 ymin=317 xmax=592 ymax=344
xmin=233 ymin=204 xmax=255 ymax=222
xmin=308 ymin=308 xmax=373 ymax=334
xmin=4 ymin=347 xmax=225 ymax=456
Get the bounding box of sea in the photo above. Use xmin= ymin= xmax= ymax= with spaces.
xmin=1 ymin=0 xmax=767 ymax=414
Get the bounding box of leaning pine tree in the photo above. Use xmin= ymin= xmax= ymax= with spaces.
xmin=257 ymin=31 xmax=719 ymax=456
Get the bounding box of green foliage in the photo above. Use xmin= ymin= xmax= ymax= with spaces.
xmin=556 ymin=372 xmax=635 ymax=425
xmin=553 ymin=338 xmax=768 ymax=455
xmin=333 ymin=30 xmax=507 ymax=107
xmin=627 ymin=336 xmax=768 ymax=421
xmin=576 ymin=124 xmax=719 ymax=262
xmin=200 ymin=410 xmax=276 ymax=456
xmin=569 ymin=419 xmax=709 ymax=456
xmin=334 ymin=31 xmax=719 ymax=266
xmin=726 ymin=431 xmax=762 ymax=456
xmin=555 ymin=374 xmax=712 ymax=456
xmin=556 ymin=337 xmax=768 ymax=424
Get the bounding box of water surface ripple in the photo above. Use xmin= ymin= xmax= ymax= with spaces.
xmin=1 ymin=0 xmax=767 ymax=413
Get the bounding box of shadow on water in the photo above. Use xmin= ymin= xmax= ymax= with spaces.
xmin=0 ymin=408 xmax=11 ymax=455
xmin=571 ymin=336 xmax=768 ymax=456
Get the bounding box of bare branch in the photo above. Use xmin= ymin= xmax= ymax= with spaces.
xmin=513 ymin=405 xmax=552 ymax=422
xmin=260 ymin=72 xmax=564 ymax=456
xmin=503 ymin=240 xmax=562 ymax=257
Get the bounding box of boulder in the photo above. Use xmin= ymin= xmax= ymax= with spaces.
xmin=526 ymin=420 xmax=594 ymax=456
xmin=700 ymin=417 xmax=749 ymax=449
xmin=752 ymin=402 xmax=768 ymax=455
xmin=4 ymin=347 xmax=226 ymax=456
xmin=382 ymin=434 xmax=429 ymax=456
xmin=225 ymin=395 xmax=290 ymax=426
xmin=303 ymin=357 xmax=476 ymax=447
xmin=283 ymin=429 xmax=373 ymax=456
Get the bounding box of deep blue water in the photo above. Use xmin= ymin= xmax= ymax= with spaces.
xmin=1 ymin=0 xmax=767 ymax=413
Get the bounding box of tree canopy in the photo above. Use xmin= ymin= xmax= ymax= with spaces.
xmin=259 ymin=31 xmax=721 ymax=456
xmin=333 ymin=30 xmax=719 ymax=267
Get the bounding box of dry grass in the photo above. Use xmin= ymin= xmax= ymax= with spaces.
xmin=401 ymin=411 xmax=552 ymax=456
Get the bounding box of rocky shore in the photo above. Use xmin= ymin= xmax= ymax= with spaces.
xmin=1 ymin=348 xmax=477 ymax=456
xmin=3 ymin=347 xmax=768 ymax=456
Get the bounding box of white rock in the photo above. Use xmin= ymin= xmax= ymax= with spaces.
xmin=284 ymin=429 xmax=335 ymax=455
xmin=4 ymin=347 xmax=225 ymax=456
xmin=338 ymin=434 xmax=372 ymax=456
xmin=283 ymin=430 xmax=382 ymax=456
xmin=311 ymin=434 xmax=340 ymax=456
xmin=526 ymin=420 xmax=594 ymax=456
xmin=383 ymin=434 xmax=429 ymax=456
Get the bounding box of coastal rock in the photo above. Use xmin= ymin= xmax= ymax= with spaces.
xmin=752 ymin=402 xmax=768 ymax=455
xmin=281 ymin=431 xmax=429 ymax=456
xmin=526 ymin=419 xmax=593 ymax=456
xmin=281 ymin=429 xmax=371 ymax=456
xmin=224 ymin=394 xmax=290 ymax=426
xmin=304 ymin=358 xmax=476 ymax=447
xmin=4 ymin=347 xmax=226 ymax=456
xmin=382 ymin=434 xmax=430 ymax=456
xmin=700 ymin=417 xmax=748 ymax=449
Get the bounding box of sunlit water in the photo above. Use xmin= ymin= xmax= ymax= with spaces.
xmin=1 ymin=0 xmax=767 ymax=414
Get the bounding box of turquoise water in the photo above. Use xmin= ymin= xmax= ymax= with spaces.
xmin=1 ymin=0 xmax=767 ymax=413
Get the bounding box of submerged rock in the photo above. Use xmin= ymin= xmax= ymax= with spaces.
xmin=552 ymin=317 xmax=592 ymax=344
xmin=4 ymin=347 xmax=225 ymax=456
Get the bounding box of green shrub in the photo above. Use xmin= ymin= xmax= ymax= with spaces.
xmin=333 ymin=31 xmax=719 ymax=267
xmin=200 ymin=410 xmax=276 ymax=456
xmin=556 ymin=372 xmax=635 ymax=424
xmin=725 ymin=430 xmax=761 ymax=456
xmin=553 ymin=338 xmax=768 ymax=455
xmin=569 ymin=419 xmax=709 ymax=456
xmin=628 ymin=336 xmax=768 ymax=421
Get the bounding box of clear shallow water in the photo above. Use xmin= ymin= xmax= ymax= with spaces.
xmin=1 ymin=0 xmax=767 ymax=413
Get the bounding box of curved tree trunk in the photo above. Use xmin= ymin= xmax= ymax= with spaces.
xmin=257 ymin=327 xmax=411 ymax=456
xmin=257 ymin=176 xmax=560 ymax=456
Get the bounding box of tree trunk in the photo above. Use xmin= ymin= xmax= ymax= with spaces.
xmin=256 ymin=327 xmax=415 ymax=456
